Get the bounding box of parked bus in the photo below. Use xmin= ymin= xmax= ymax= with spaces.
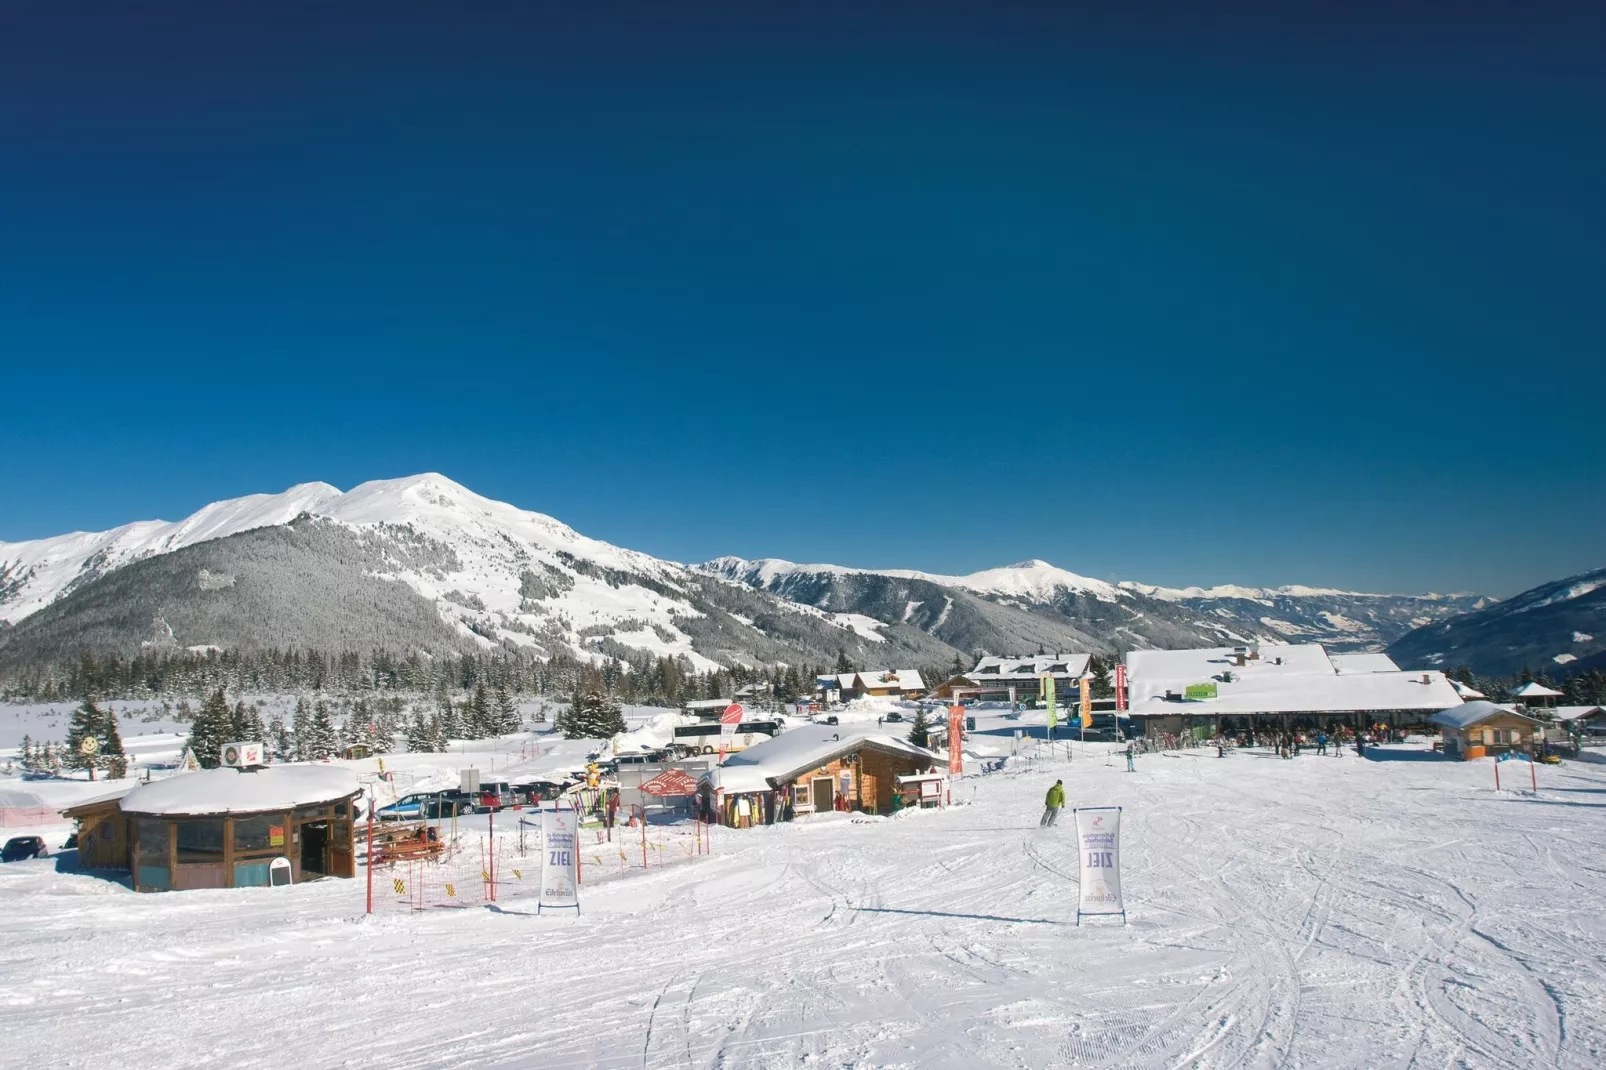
xmin=671 ymin=720 xmax=781 ymax=755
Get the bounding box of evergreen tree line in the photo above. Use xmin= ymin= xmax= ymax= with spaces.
xmin=0 ymin=644 xmax=960 ymax=714
xmin=1443 ymin=665 xmax=1606 ymax=708
xmin=16 ymin=698 xmax=126 ymax=779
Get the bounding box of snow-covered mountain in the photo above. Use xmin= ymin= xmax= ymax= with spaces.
xmin=1387 ymin=565 xmax=1606 ymax=676
xmin=0 ymin=474 xmax=1485 ymax=672
xmin=702 ymin=557 xmax=1480 ymax=654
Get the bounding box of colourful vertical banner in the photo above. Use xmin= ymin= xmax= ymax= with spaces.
xmin=1040 ymin=673 xmax=1057 ymax=732
xmin=1080 ymin=676 xmax=1092 ymax=728
xmin=1115 ymin=663 xmax=1128 ymax=712
xmin=947 ymin=705 xmax=965 ymax=774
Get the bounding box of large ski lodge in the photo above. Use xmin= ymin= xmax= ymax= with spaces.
xmin=1123 ymin=643 xmax=1462 ymax=736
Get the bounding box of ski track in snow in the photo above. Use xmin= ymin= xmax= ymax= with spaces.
xmin=4 ymin=744 xmax=1606 ymax=1069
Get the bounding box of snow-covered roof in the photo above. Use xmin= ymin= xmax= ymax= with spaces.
xmin=717 ymin=725 xmax=938 ymax=789
xmin=1429 ymin=700 xmax=1540 ymax=730
xmin=1451 ymin=680 xmax=1486 ymax=699
xmin=1552 ymin=705 xmax=1606 ymax=722
xmin=967 ymin=654 xmax=1092 ymax=683
xmin=1330 ymin=652 xmax=1401 ymax=675
xmin=119 ymin=764 xmax=360 ymax=816
xmin=1510 ymin=681 xmax=1564 ymax=698
xmin=817 ymin=670 xmax=925 ymax=692
xmin=1125 ymin=643 xmax=1463 ymax=715
xmin=58 ymin=786 xmax=135 ymax=815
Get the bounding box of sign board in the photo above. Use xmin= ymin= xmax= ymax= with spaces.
xmin=79 ymin=736 xmax=99 ymax=756
xmin=269 ymin=824 xmax=285 ymax=847
xmin=721 ymin=703 xmax=744 ymax=738
xmin=460 ymin=768 xmax=482 ymax=793
xmin=920 ymin=779 xmax=942 ymax=800
xmin=539 ymin=809 xmax=580 ymax=914
xmin=269 ymin=856 xmax=293 ymax=887
xmin=1115 ymin=663 xmax=1128 ymax=712
xmin=639 ymin=769 xmax=701 ymax=796
xmin=1184 ymin=683 xmax=1218 ymax=702
xmin=178 ymin=747 xmax=202 ymax=773
xmin=221 ymin=741 xmax=265 ymax=768
xmin=947 ymin=706 xmax=965 ymax=774
xmin=1073 ymin=806 xmax=1125 ymax=924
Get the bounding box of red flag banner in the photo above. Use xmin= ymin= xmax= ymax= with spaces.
xmin=948 ymin=705 xmax=965 ymax=774
xmin=1115 ymin=663 xmax=1128 ymax=712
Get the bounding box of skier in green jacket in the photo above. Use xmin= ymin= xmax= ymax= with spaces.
xmin=1040 ymin=779 xmax=1066 ymax=827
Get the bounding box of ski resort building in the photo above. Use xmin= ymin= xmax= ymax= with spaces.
xmin=815 ymin=670 xmax=926 ymax=701
xmin=714 ymin=725 xmax=940 ymax=823
xmin=1429 ymin=701 xmax=1543 ymax=759
xmin=61 ymin=765 xmax=361 ymax=892
xmin=1124 ymin=643 xmax=1463 ymax=737
xmin=929 ymin=654 xmax=1092 ymax=704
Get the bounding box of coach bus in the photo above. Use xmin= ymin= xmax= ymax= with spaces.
xmin=671 ymin=720 xmax=781 ymax=755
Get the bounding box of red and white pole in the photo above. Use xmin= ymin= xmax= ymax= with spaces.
xmin=365 ymin=798 xmax=375 ymax=915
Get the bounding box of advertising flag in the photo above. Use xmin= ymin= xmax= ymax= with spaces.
xmin=947 ymin=705 xmax=965 ymax=774
xmin=1079 ymin=677 xmax=1092 ymax=728
xmin=1040 ymin=674 xmax=1057 ymax=732
xmin=720 ymin=703 xmax=744 ymax=740
xmin=1114 ymin=663 xmax=1127 ymax=712
xmin=539 ymin=809 xmax=581 ymax=913
xmin=1073 ymin=806 xmax=1125 ymax=923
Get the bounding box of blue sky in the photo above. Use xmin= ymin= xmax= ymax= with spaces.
xmin=1 ymin=3 xmax=1601 ymax=597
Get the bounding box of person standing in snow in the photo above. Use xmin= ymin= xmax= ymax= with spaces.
xmin=1125 ymin=744 xmax=1135 ymax=773
xmin=1040 ymin=779 xmax=1066 ymax=827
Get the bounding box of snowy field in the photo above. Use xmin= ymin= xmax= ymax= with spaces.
xmin=3 ymin=738 xmax=1604 ymax=1069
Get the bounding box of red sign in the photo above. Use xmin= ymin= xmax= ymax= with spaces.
xmin=948 ymin=705 xmax=965 ymax=774
xmin=639 ymin=769 xmax=701 ymax=797
xmin=1115 ymin=663 xmax=1128 ymax=712
xmin=721 ymin=703 xmax=744 ymax=724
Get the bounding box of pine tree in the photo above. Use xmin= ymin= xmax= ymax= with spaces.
xmin=186 ymin=689 xmax=232 ymax=769
xmin=245 ymin=703 xmax=267 ymax=744
xmin=492 ymin=684 xmax=519 ymax=736
xmin=268 ymin=714 xmax=290 ymax=760
xmin=836 ymin=649 xmax=852 ymax=674
xmin=65 ymin=698 xmax=104 ymax=780
xmin=97 ymin=706 xmax=128 ymax=779
xmin=906 ymin=706 xmax=932 ymax=748
xmin=405 ymin=710 xmax=434 ymax=753
xmin=305 ymin=701 xmax=339 ymax=760
xmin=291 ymin=698 xmax=313 ymax=761
xmin=229 ymin=701 xmax=251 ymax=741
xmin=438 ymin=694 xmax=462 ymax=742
xmin=1089 ymin=657 xmax=1114 ymax=699
xmin=565 ymin=688 xmax=626 ymax=740
xmin=467 ymin=682 xmax=491 ymax=738
xmin=18 ymin=734 xmax=33 ymax=775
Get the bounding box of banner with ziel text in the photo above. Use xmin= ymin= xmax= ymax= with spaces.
xmin=1073 ymin=806 xmax=1124 ymax=922
xmin=539 ymin=809 xmax=580 ymax=913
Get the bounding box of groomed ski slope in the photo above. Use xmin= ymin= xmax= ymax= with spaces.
xmin=3 ymin=743 xmax=1604 ymax=1069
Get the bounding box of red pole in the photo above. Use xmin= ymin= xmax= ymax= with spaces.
xmin=365 ymin=799 xmax=375 ymax=915
xmin=640 ymin=806 xmax=648 ymax=868
xmin=488 ymin=808 xmax=495 ymax=902
xmin=1494 ymin=757 xmax=1500 ymax=791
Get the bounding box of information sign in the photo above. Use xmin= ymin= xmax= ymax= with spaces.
xmin=1073 ymin=806 xmax=1126 ymax=925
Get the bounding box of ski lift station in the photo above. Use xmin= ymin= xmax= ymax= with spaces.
xmin=61 ymin=763 xmax=361 ymax=892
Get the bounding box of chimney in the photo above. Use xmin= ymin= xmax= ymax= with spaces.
xmin=1234 ymin=651 xmax=1247 ymax=667
xmin=1421 ymin=673 xmax=1430 ymax=685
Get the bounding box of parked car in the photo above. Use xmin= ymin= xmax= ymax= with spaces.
xmin=376 ymin=793 xmax=433 ymax=821
xmin=474 ymin=781 xmax=515 ymax=812
xmin=884 ymin=712 xmax=905 ymax=723
xmin=2 ymin=836 xmax=48 ymax=862
xmin=513 ymin=781 xmax=567 ymax=805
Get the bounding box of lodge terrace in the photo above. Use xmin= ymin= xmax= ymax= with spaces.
xmin=62 ymin=764 xmax=361 ymax=892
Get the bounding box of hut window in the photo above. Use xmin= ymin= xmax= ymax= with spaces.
xmin=175 ymin=819 xmax=225 ymax=863
xmin=233 ymin=816 xmax=279 ymax=853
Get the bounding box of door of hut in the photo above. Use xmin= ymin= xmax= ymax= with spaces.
xmin=811 ymin=777 xmax=834 ymax=811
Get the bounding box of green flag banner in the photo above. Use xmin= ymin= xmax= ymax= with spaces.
xmin=1041 ymin=674 xmax=1057 ymax=731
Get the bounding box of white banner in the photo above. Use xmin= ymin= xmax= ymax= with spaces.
xmin=539 ymin=809 xmax=580 ymax=913
xmin=1073 ymin=806 xmax=1125 ymax=922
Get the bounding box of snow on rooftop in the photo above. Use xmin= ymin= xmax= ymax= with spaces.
xmin=967 ymin=654 xmax=1092 ymax=682
xmin=1553 ymin=705 xmax=1605 ymax=722
xmin=1126 ymin=643 xmax=1463 ymax=715
xmin=1329 ymin=652 xmax=1402 ymax=675
xmin=118 ymin=764 xmax=359 ymax=816
xmin=1510 ymin=681 xmax=1565 ymax=698
xmin=1451 ymin=680 xmax=1486 ymax=699
xmin=1429 ymin=701 xmax=1538 ymax=731
xmin=717 ymin=725 xmax=938 ymax=790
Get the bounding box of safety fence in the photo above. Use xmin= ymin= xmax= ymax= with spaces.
xmin=361 ymin=811 xmax=716 ymax=914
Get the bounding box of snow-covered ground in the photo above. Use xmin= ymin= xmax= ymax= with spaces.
xmin=3 ymin=738 xmax=1603 ymax=1068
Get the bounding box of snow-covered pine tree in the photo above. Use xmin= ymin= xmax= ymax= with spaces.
xmin=565 ymin=688 xmax=626 ymax=740
xmin=492 ymin=684 xmax=518 ymax=736
xmin=405 ymin=710 xmax=434 ymax=753
xmin=306 ymin=701 xmax=339 ymax=760
xmin=186 ymin=689 xmax=232 ymax=768
xmin=438 ymin=694 xmax=462 ymax=743
xmin=268 ymin=714 xmax=290 ymax=760
xmin=291 ymin=698 xmax=312 ymax=761
xmin=18 ymin=734 xmax=33 ymax=774
xmin=65 ymin=699 xmax=104 ymax=780
xmin=906 ymin=706 xmax=932 ymax=748
xmin=97 ymin=706 xmax=128 ymax=779
xmin=229 ymin=701 xmax=251 ymax=741
xmin=245 ymin=703 xmax=267 ymax=744
xmin=1089 ymin=657 xmax=1114 ymax=699
xmin=468 ymin=682 xmax=491 ymax=739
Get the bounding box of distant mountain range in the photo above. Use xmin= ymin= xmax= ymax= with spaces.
xmin=1386 ymin=566 xmax=1606 ymax=678
xmin=0 ymin=474 xmax=1487 ymax=675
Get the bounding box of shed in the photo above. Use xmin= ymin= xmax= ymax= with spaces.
xmin=61 ymin=765 xmax=360 ymax=892
xmin=1428 ymin=701 xmax=1541 ymax=760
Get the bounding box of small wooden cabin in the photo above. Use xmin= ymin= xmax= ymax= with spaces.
xmin=62 ymin=765 xmax=360 ymax=892
xmin=1429 ymin=701 xmax=1541 ymax=760
xmin=716 ymin=726 xmax=939 ymax=820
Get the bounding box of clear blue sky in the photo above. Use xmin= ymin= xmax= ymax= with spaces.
xmin=1 ymin=3 xmax=1602 ymax=597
